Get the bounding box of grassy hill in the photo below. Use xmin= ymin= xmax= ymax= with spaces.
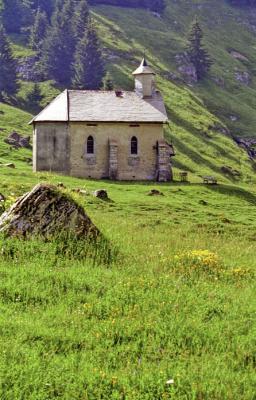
xmin=93 ymin=0 xmax=256 ymax=139
xmin=91 ymin=0 xmax=256 ymax=180
xmin=2 ymin=0 xmax=256 ymax=182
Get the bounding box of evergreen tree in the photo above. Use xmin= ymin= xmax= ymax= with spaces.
xmin=74 ymin=0 xmax=90 ymax=41
xmin=72 ymin=22 xmax=105 ymax=90
xmin=2 ymin=0 xmax=31 ymax=33
xmin=42 ymin=0 xmax=76 ymax=86
xmin=186 ymin=19 xmax=212 ymax=80
xmin=29 ymin=8 xmax=48 ymax=53
xmin=0 ymin=24 xmax=19 ymax=100
xmin=50 ymin=0 xmax=63 ymax=27
xmin=88 ymin=0 xmax=166 ymax=13
xmin=150 ymin=0 xmax=166 ymax=13
xmin=30 ymin=0 xmax=55 ymax=17
xmin=104 ymin=72 xmax=114 ymax=90
xmin=27 ymin=83 xmax=44 ymax=113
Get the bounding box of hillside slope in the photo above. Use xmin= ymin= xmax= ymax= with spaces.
xmin=94 ymin=0 xmax=256 ymax=139
xmin=90 ymin=0 xmax=255 ymax=181
xmin=1 ymin=0 xmax=256 ymax=181
xmin=0 ymin=103 xmax=32 ymax=171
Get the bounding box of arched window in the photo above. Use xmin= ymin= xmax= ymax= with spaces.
xmin=131 ymin=136 xmax=138 ymax=155
xmin=87 ymin=136 xmax=94 ymax=154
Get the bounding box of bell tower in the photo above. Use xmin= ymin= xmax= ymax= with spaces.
xmin=132 ymin=57 xmax=156 ymax=98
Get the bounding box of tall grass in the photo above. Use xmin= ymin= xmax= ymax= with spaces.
xmin=0 ymin=178 xmax=255 ymax=399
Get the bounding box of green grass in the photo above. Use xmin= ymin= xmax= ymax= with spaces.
xmin=0 ymin=103 xmax=32 ymax=169
xmin=10 ymin=33 xmax=36 ymax=58
xmin=0 ymin=2 xmax=256 ymax=397
xmin=0 ymin=167 xmax=256 ymax=399
xmin=17 ymin=80 xmax=60 ymax=113
xmin=90 ymin=0 xmax=256 ymax=180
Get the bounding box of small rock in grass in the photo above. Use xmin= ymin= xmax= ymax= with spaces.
xmin=72 ymin=188 xmax=89 ymax=196
xmin=221 ymin=217 xmax=231 ymax=224
xmin=24 ymin=157 xmax=32 ymax=164
xmin=93 ymin=189 xmax=109 ymax=200
xmin=4 ymin=163 xmax=15 ymax=169
xmin=199 ymin=199 xmax=208 ymax=206
xmin=79 ymin=190 xmax=90 ymax=196
xmin=148 ymin=189 xmax=164 ymax=196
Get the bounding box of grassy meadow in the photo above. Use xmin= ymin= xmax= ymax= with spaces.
xmin=0 ymin=161 xmax=256 ymax=399
xmin=1 ymin=1 xmax=256 ymax=396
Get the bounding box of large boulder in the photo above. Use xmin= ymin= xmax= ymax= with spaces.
xmin=0 ymin=184 xmax=100 ymax=239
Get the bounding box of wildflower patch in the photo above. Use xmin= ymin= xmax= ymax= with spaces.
xmin=173 ymin=250 xmax=222 ymax=279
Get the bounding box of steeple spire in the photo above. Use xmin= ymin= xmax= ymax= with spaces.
xmin=142 ymin=57 xmax=148 ymax=66
xmin=132 ymin=57 xmax=155 ymax=76
xmin=132 ymin=57 xmax=156 ymax=98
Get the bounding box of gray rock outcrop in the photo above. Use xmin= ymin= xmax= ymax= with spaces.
xmin=4 ymin=131 xmax=31 ymax=149
xmin=234 ymin=71 xmax=250 ymax=86
xmin=178 ymin=64 xmax=198 ymax=84
xmin=175 ymin=52 xmax=198 ymax=84
xmin=16 ymin=56 xmax=42 ymax=81
xmin=235 ymin=137 xmax=256 ymax=159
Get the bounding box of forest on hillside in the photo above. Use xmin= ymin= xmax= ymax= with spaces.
xmin=1 ymin=0 xmax=256 ymax=36
xmin=1 ymin=0 xmax=256 ymax=39
xmin=1 ymin=0 xmax=256 ymax=139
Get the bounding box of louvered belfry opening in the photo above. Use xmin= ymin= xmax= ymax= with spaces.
xmin=87 ymin=136 xmax=94 ymax=154
xmin=131 ymin=136 xmax=138 ymax=155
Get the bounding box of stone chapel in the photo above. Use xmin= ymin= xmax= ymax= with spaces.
xmin=30 ymin=58 xmax=174 ymax=181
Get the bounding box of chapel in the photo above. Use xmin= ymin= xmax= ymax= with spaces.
xmin=30 ymin=58 xmax=174 ymax=181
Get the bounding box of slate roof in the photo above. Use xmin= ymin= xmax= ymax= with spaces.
xmin=30 ymin=89 xmax=168 ymax=124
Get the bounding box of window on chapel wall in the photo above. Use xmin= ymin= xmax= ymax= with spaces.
xmin=131 ymin=136 xmax=138 ymax=155
xmin=87 ymin=136 xmax=94 ymax=154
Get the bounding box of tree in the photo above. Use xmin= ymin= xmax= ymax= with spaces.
xmin=1 ymin=0 xmax=31 ymax=33
xmin=186 ymin=19 xmax=212 ymax=80
xmin=74 ymin=0 xmax=90 ymax=41
xmin=29 ymin=8 xmax=48 ymax=53
xmin=228 ymin=0 xmax=256 ymax=5
xmin=104 ymin=72 xmax=114 ymax=90
xmin=0 ymin=24 xmax=19 ymax=100
xmin=30 ymin=0 xmax=55 ymax=17
xmin=41 ymin=0 xmax=76 ymax=86
xmin=72 ymin=22 xmax=105 ymax=90
xmin=27 ymin=83 xmax=44 ymax=113
xmin=88 ymin=0 xmax=166 ymax=13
